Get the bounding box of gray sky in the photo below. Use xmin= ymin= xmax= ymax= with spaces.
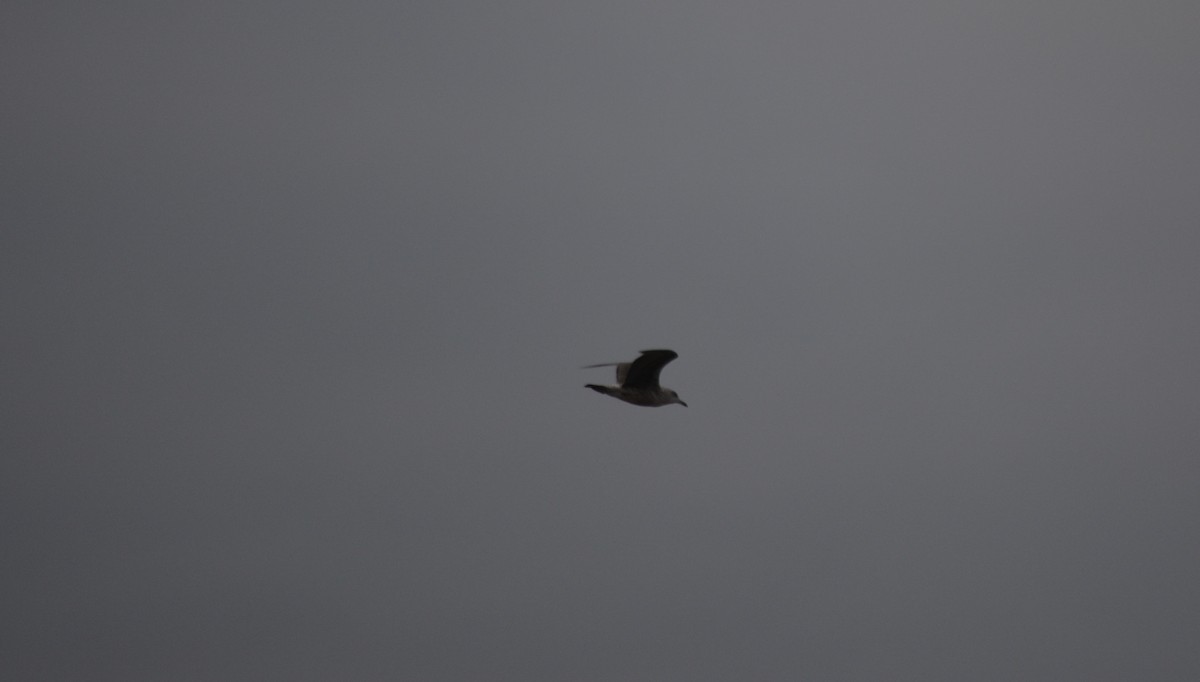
xmin=4 ymin=1 xmax=1200 ymax=680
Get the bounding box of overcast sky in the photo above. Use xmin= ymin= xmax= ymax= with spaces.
xmin=4 ymin=2 xmax=1200 ymax=680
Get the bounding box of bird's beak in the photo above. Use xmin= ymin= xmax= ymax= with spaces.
xmin=679 ymin=401 xmax=688 ymax=407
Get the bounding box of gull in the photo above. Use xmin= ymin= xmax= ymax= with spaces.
xmin=584 ymin=349 xmax=687 ymax=407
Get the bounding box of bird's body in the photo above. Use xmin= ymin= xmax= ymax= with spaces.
xmin=584 ymin=349 xmax=687 ymax=407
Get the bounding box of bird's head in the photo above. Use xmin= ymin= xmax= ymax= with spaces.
xmin=670 ymin=390 xmax=687 ymax=407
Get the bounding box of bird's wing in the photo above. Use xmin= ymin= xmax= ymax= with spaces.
xmin=623 ymin=349 xmax=678 ymax=389
xmin=582 ymin=361 xmax=632 ymax=385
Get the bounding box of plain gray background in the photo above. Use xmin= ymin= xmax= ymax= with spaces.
xmin=4 ymin=2 xmax=1199 ymax=680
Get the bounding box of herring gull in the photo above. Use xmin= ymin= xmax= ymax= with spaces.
xmin=584 ymin=349 xmax=687 ymax=407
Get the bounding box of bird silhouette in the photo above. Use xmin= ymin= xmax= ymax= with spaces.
xmin=584 ymin=349 xmax=687 ymax=407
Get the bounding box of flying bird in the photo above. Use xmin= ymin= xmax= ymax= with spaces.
xmin=584 ymin=349 xmax=687 ymax=407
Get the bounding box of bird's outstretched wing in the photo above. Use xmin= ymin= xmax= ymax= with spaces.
xmin=623 ymin=349 xmax=678 ymax=389
xmin=582 ymin=361 xmax=632 ymax=385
